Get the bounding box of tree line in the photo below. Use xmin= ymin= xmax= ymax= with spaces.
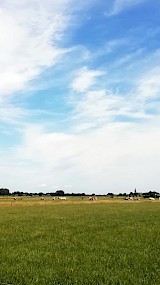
xmin=0 ymin=188 xmax=160 ymax=198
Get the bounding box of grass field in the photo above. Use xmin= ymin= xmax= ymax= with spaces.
xmin=0 ymin=199 xmax=160 ymax=285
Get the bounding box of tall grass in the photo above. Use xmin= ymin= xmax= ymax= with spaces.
xmin=0 ymin=203 xmax=160 ymax=285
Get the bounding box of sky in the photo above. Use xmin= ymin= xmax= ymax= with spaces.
xmin=0 ymin=0 xmax=160 ymax=194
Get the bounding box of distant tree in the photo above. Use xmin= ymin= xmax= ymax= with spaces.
xmin=0 ymin=188 xmax=10 ymax=195
xmin=55 ymin=190 xmax=64 ymax=196
xmin=143 ymin=191 xmax=159 ymax=198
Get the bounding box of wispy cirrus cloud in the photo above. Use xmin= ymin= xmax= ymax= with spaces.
xmin=0 ymin=0 xmax=76 ymax=99
xmin=69 ymin=61 xmax=160 ymax=132
xmin=137 ymin=67 xmax=160 ymax=100
xmin=106 ymin=0 xmax=147 ymax=16
xmin=0 ymin=102 xmax=27 ymax=124
xmin=0 ymin=0 xmax=90 ymax=127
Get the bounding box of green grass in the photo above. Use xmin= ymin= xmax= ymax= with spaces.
xmin=0 ymin=202 xmax=160 ymax=285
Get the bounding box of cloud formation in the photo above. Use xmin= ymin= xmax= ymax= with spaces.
xmin=0 ymin=0 xmax=72 ymax=99
xmin=71 ymin=67 xmax=104 ymax=93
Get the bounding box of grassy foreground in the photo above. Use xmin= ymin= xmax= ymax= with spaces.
xmin=0 ymin=202 xmax=160 ymax=285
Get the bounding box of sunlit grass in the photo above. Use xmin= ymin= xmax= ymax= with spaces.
xmin=0 ymin=203 xmax=160 ymax=284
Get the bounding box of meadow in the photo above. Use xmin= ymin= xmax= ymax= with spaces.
xmin=0 ymin=198 xmax=160 ymax=285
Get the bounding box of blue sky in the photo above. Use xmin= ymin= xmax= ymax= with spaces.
xmin=0 ymin=0 xmax=160 ymax=194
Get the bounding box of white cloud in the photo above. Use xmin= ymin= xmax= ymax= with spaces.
xmin=71 ymin=67 xmax=104 ymax=93
xmin=137 ymin=67 xmax=160 ymax=99
xmin=0 ymin=0 xmax=73 ymax=99
xmin=1 ymin=119 xmax=160 ymax=194
xmin=69 ymin=60 xmax=160 ymax=132
xmin=71 ymin=89 xmax=150 ymax=132
xmin=14 ymin=125 xmax=79 ymax=169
